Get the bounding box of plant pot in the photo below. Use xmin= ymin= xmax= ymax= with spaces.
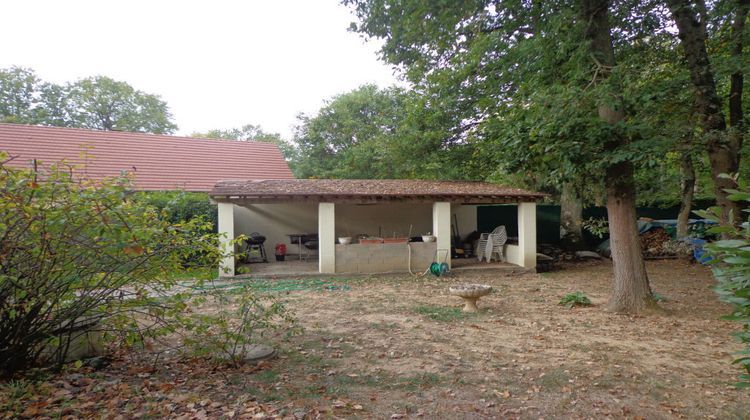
xmin=338 ymin=237 xmax=352 ymax=245
xmin=275 ymin=255 xmax=285 ymax=261
xmin=422 ymin=235 xmax=436 ymax=243
xmin=383 ymin=237 xmax=409 ymax=244
xmin=360 ymin=238 xmax=383 ymax=244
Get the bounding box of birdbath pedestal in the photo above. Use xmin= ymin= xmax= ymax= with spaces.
xmin=449 ymin=284 xmax=493 ymax=312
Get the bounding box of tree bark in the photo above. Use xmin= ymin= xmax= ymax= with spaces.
xmin=729 ymin=0 xmax=748 ymax=146
xmin=676 ymin=148 xmax=696 ymax=238
xmin=580 ymin=0 xmax=652 ymax=312
xmin=666 ymin=0 xmax=742 ymax=225
xmin=606 ymin=161 xmax=653 ymax=311
xmin=560 ymin=181 xmax=584 ymax=248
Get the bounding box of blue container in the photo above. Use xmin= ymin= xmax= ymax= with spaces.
xmin=690 ymin=238 xmax=712 ymax=265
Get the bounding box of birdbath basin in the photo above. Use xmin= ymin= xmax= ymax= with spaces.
xmin=449 ymin=284 xmax=493 ymax=312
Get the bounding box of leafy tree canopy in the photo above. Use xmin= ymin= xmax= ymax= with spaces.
xmin=292 ymin=84 xmax=484 ymax=180
xmin=0 ymin=67 xmax=177 ymax=134
xmin=191 ymin=123 xmax=297 ymax=161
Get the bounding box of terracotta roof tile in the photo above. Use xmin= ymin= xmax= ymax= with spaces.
xmin=211 ymin=179 xmax=544 ymax=203
xmin=0 ymin=123 xmax=294 ymax=192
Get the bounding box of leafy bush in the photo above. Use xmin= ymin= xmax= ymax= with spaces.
xmin=0 ymin=154 xmax=229 ymax=377
xmin=582 ymin=217 xmax=609 ymax=239
xmin=696 ymin=183 xmax=750 ymax=387
xmin=183 ymin=285 xmax=300 ymax=366
xmin=133 ymin=191 xmax=218 ymax=233
xmin=559 ymin=292 xmax=592 ymax=309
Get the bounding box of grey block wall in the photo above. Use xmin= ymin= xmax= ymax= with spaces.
xmin=335 ymin=242 xmax=438 ymax=274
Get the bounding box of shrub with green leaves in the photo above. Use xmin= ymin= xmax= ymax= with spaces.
xmin=696 ymin=181 xmax=750 ymax=388
xmin=0 ymin=154 xmax=229 ymax=377
xmin=183 ymin=285 xmax=301 ymax=366
xmin=582 ymin=217 xmax=609 ymax=239
xmin=559 ymin=291 xmax=592 ymax=309
xmin=133 ymin=191 xmax=218 ymax=233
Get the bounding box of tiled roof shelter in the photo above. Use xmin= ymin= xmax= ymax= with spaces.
xmin=211 ymin=179 xmax=542 ymax=276
xmin=210 ymin=179 xmax=545 ymax=204
xmin=0 ymin=123 xmax=294 ymax=191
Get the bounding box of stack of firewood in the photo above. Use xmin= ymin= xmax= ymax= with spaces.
xmin=640 ymin=228 xmax=672 ymax=257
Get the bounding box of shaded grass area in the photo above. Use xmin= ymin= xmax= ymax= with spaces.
xmin=187 ymin=277 xmax=353 ymax=293
xmin=413 ymin=305 xmax=476 ymax=322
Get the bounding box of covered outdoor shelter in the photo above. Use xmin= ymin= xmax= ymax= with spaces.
xmin=209 ymin=179 xmax=544 ymax=276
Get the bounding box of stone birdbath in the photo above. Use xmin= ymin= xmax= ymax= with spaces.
xmin=449 ymin=283 xmax=493 ymax=312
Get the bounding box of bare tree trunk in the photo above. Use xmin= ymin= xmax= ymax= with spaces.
xmin=676 ymin=148 xmax=696 ymax=238
xmin=560 ymin=181 xmax=584 ymax=248
xmin=581 ymin=0 xmax=652 ymax=313
xmin=667 ymin=0 xmax=743 ymax=225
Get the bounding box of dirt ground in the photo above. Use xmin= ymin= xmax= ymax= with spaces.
xmin=4 ymin=259 xmax=750 ymax=419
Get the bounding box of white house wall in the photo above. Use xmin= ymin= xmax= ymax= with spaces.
xmin=335 ymin=203 xmax=431 ymax=238
xmin=233 ymin=203 xmax=319 ymax=253
xmin=453 ymin=205 xmax=478 ymax=239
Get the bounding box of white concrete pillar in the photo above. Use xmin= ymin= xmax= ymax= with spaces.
xmin=432 ymin=202 xmax=452 ymax=268
xmin=218 ymin=202 xmax=235 ymax=277
xmin=518 ymin=202 xmax=537 ymax=269
xmin=318 ymin=202 xmax=336 ymax=273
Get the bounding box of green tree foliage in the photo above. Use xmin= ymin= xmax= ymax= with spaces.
xmin=66 ymin=76 xmax=177 ymax=133
xmin=0 ymin=67 xmax=42 ymax=124
xmin=191 ymin=124 xmax=297 ymax=161
xmin=0 ymin=153 xmax=224 ymax=377
xmin=293 ymin=84 xmax=482 ymax=179
xmin=133 ymin=191 xmax=218 ymax=233
xmin=698 ymin=182 xmax=750 ymax=387
xmin=0 ymin=67 xmax=177 ymax=134
xmin=345 ymin=1 xmax=679 ymax=185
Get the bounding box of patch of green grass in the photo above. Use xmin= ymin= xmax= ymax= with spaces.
xmin=559 ymin=291 xmax=592 ymax=308
xmin=414 ymin=305 xmax=475 ymax=322
xmin=651 ymin=291 xmax=667 ymax=302
xmin=395 ymin=372 xmax=442 ymax=390
xmin=169 ymin=266 xmax=214 ymax=281
xmin=253 ymin=369 xmax=279 ymax=383
xmin=0 ymin=379 xmax=34 ymax=414
xmin=538 ymin=368 xmax=571 ymax=390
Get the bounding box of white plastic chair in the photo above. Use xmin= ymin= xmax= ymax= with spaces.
xmin=476 ymin=226 xmax=507 ymax=262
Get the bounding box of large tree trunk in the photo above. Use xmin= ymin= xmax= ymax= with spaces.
xmin=606 ymin=162 xmax=653 ymax=311
xmin=667 ymin=0 xmax=743 ymax=225
xmin=560 ymin=181 xmax=584 ymax=248
xmin=581 ymin=0 xmax=652 ymax=312
xmin=676 ymin=148 xmax=696 ymax=238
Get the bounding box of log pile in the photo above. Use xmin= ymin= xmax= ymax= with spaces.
xmin=640 ymin=228 xmax=685 ymax=258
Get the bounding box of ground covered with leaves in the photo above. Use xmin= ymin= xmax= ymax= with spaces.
xmin=3 ymin=260 xmax=750 ymax=418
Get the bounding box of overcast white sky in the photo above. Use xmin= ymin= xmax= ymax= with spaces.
xmin=0 ymin=0 xmax=401 ymax=138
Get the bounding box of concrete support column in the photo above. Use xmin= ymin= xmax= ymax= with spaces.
xmin=518 ymin=202 xmax=537 ymax=269
xmin=432 ymin=202 xmax=452 ymax=268
xmin=318 ymin=202 xmax=336 ymax=273
xmin=218 ymin=202 xmax=235 ymax=277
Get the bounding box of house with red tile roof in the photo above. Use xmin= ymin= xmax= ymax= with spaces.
xmin=0 ymin=123 xmax=543 ymax=277
xmin=0 ymin=123 xmax=294 ymax=191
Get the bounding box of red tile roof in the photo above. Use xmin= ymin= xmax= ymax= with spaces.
xmin=0 ymin=123 xmax=295 ymax=192
xmin=210 ymin=179 xmax=544 ymax=203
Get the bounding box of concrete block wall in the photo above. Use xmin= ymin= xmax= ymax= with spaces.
xmin=335 ymin=242 xmax=437 ymax=274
